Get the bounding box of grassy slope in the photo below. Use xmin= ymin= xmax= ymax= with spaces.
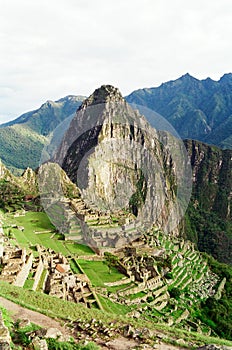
xmin=3 ymin=211 xmax=94 ymax=256
xmin=0 ymin=125 xmax=47 ymax=172
xmin=77 ymin=259 xmax=125 ymax=287
xmin=0 ymin=281 xmax=232 ymax=348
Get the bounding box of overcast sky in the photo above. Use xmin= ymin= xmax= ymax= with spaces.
xmin=0 ymin=0 xmax=231 ymax=123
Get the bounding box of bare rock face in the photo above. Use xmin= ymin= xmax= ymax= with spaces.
xmin=53 ymin=85 xmax=191 ymax=236
xmin=184 ymin=139 xmax=232 ymax=264
xmin=32 ymin=337 xmax=48 ymax=350
xmin=0 ymin=159 xmax=13 ymax=180
xmin=21 ymin=167 xmax=38 ymax=192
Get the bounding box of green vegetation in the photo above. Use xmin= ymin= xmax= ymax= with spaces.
xmin=0 ymin=124 xmax=46 ymax=171
xmin=129 ymin=170 xmax=147 ymax=216
xmin=126 ymin=73 xmax=232 ymax=149
xmin=185 ymin=202 xmax=232 ymax=264
xmin=199 ymin=254 xmax=232 ymax=340
xmin=65 ymin=243 xmax=94 ymax=256
xmin=2 ymin=211 xmax=96 ymax=258
xmin=1 ymin=280 xmax=232 ymax=348
xmin=183 ymin=140 xmax=232 ymax=265
xmin=0 ymin=96 xmax=83 ymax=171
xmin=103 ymin=251 xmax=119 ymax=274
xmin=77 ymin=259 xmax=125 ymax=287
xmin=36 ymin=269 xmax=48 ymax=292
xmin=47 ymin=339 xmax=100 ymax=350
xmin=0 ymin=280 xmax=106 ymax=322
xmin=0 ymin=305 xmax=13 ymax=329
xmin=0 ymin=304 xmax=99 ymax=350
xmin=0 ymin=179 xmax=25 ymax=212
xmin=23 ymin=272 xmax=34 ymax=290
xmin=97 ymin=294 xmax=132 ymax=315
xmin=4 ymin=211 xmax=94 ymax=257
xmin=70 ymin=259 xmax=82 ymax=274
xmin=11 ymin=322 xmax=41 ymax=347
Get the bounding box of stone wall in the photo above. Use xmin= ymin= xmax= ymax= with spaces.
xmin=14 ymin=253 xmax=33 ymax=287
xmin=155 ymin=300 xmax=168 ymax=311
xmin=176 ymin=309 xmax=190 ymax=324
xmin=32 ymin=259 xmax=44 ymax=291
xmin=151 ymin=292 xmax=169 ymax=306
xmin=146 ymin=276 xmax=162 ymax=289
xmin=104 ymin=277 xmax=132 ymax=287
xmin=152 ymin=285 xmax=167 ymax=298
xmin=215 ymin=277 xmax=226 ymax=300
xmin=0 ymin=311 xmax=11 ymax=350
xmin=119 ymin=283 xmax=145 ymax=297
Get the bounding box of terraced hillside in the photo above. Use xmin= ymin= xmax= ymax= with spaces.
xmin=1 ymin=209 xmax=230 ymax=341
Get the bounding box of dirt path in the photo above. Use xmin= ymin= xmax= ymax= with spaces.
xmin=0 ymin=296 xmax=67 ymax=333
xmin=0 ymin=297 xmax=189 ymax=350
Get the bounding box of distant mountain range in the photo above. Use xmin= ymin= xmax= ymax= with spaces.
xmin=0 ymin=73 xmax=232 ymax=173
xmin=0 ymin=96 xmax=84 ymax=173
xmin=126 ymin=73 xmax=232 ymax=149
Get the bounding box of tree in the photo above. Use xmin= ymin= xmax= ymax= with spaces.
xmin=103 ymin=252 xmax=119 ymax=274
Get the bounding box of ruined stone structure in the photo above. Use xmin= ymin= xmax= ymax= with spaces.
xmin=0 ymin=311 xmax=11 ymax=350
xmin=0 ymin=231 xmax=101 ymax=310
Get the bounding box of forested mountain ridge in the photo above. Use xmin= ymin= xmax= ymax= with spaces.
xmin=0 ymin=95 xmax=85 ymax=173
xmin=126 ymin=73 xmax=232 ymax=149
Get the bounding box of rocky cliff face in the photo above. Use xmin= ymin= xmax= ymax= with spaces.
xmin=185 ymin=140 xmax=231 ymax=220
xmin=54 ymin=85 xmax=191 ymax=236
xmin=184 ymin=140 xmax=232 ymax=264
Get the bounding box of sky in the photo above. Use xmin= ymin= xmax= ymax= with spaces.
xmin=0 ymin=0 xmax=231 ymax=123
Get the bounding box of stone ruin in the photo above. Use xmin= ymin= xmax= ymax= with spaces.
xmin=0 ymin=311 xmax=11 ymax=350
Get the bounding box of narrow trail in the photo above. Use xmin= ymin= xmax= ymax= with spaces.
xmin=0 ymin=297 xmax=190 ymax=350
xmin=0 ymin=296 xmax=68 ymax=333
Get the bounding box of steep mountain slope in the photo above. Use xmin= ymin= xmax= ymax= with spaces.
xmin=0 ymin=160 xmax=38 ymax=211
xmin=0 ymin=96 xmax=84 ymax=173
xmin=54 ymin=85 xmax=191 ymax=238
xmin=184 ymin=140 xmax=232 ymax=264
xmin=126 ymin=73 xmax=232 ymax=149
xmin=1 ymin=73 xmax=232 ymax=174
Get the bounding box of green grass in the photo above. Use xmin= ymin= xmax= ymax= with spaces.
xmin=0 ymin=280 xmax=104 ymax=321
xmin=0 ymin=305 xmax=13 ymax=329
xmin=36 ymin=269 xmax=47 ymax=292
xmin=0 ymin=281 xmax=232 ymax=348
xmin=77 ymin=259 xmax=125 ymax=287
xmin=70 ymin=259 xmax=83 ymax=274
xmin=128 ymin=291 xmax=146 ymax=300
xmin=107 ymin=282 xmax=133 ymax=293
xmin=65 ymin=243 xmax=94 ymax=256
xmin=23 ymin=273 xmax=34 ymax=290
xmin=4 ymin=211 xmax=82 ymax=256
xmin=97 ymin=294 xmax=132 ymax=315
xmin=10 ymin=211 xmax=55 ymax=232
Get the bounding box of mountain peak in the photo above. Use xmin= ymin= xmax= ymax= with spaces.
xmin=81 ymin=85 xmax=123 ymax=109
xmin=179 ymin=73 xmax=198 ymax=81
xmin=219 ymin=73 xmax=232 ymax=84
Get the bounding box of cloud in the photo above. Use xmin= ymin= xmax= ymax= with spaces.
xmin=0 ymin=0 xmax=231 ymax=122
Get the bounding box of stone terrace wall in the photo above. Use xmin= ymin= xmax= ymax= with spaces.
xmin=14 ymin=253 xmax=33 ymax=287
xmin=32 ymin=260 xmax=44 ymax=291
